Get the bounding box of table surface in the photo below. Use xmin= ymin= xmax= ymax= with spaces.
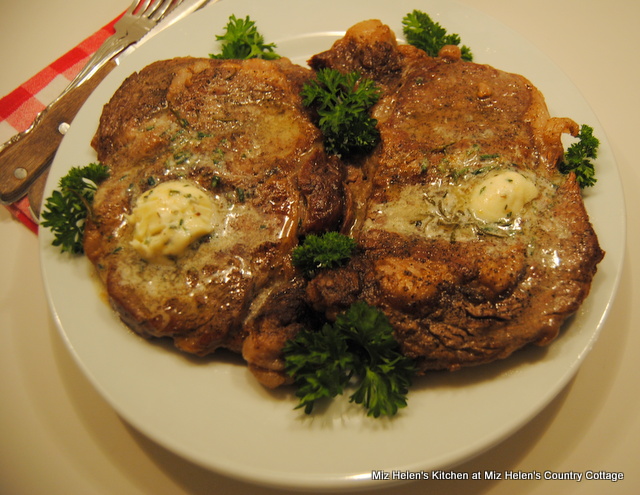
xmin=1 ymin=1 xmax=638 ymax=494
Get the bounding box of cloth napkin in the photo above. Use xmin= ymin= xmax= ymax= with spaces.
xmin=0 ymin=14 xmax=122 ymax=234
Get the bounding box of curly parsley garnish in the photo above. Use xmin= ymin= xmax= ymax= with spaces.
xmin=210 ymin=15 xmax=280 ymax=60
xmin=40 ymin=163 xmax=109 ymax=254
xmin=283 ymin=302 xmax=415 ymax=418
xmin=559 ymin=124 xmax=599 ymax=188
xmin=301 ymin=68 xmax=381 ymax=156
xmin=292 ymin=232 xmax=357 ymax=278
xmin=402 ymin=9 xmax=473 ymax=61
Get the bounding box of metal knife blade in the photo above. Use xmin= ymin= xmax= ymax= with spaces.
xmin=0 ymin=0 xmax=213 ymax=210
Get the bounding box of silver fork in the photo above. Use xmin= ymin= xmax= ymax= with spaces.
xmin=65 ymin=0 xmax=181 ymax=98
xmin=0 ymin=0 xmax=185 ymax=206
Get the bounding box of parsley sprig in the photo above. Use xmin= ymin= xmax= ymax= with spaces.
xmin=284 ymin=302 xmax=415 ymax=418
xmin=210 ymin=15 xmax=280 ymax=60
xmin=302 ymin=68 xmax=381 ymax=156
xmin=559 ymin=124 xmax=599 ymax=188
xmin=402 ymin=9 xmax=473 ymax=61
xmin=41 ymin=163 xmax=109 ymax=254
xmin=292 ymin=232 xmax=357 ymax=278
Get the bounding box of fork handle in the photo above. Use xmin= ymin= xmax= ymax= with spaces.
xmin=0 ymin=60 xmax=117 ymax=205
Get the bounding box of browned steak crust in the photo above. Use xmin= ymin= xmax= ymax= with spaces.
xmin=84 ymin=57 xmax=344 ymax=385
xmin=307 ymin=21 xmax=604 ymax=373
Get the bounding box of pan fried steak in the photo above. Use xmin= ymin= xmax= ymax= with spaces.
xmin=84 ymin=57 xmax=343 ymax=386
xmin=306 ymin=20 xmax=604 ymax=373
xmin=83 ymin=18 xmax=604 ymax=389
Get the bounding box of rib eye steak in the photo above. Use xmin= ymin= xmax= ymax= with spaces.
xmin=84 ymin=20 xmax=604 ymax=387
xmin=306 ymin=20 xmax=604 ymax=373
xmin=84 ymin=56 xmax=344 ymax=387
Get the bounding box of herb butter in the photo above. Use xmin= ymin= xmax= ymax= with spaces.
xmin=128 ymin=180 xmax=219 ymax=261
xmin=469 ymin=170 xmax=538 ymax=223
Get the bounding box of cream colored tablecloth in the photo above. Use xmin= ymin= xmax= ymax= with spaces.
xmin=1 ymin=1 xmax=637 ymax=493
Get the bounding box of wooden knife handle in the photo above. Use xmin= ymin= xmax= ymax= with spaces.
xmin=0 ymin=60 xmax=116 ymax=205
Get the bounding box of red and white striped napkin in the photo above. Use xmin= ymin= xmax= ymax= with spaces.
xmin=0 ymin=14 xmax=122 ymax=234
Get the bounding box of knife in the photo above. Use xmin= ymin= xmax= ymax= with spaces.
xmin=0 ymin=0 xmax=214 ymax=212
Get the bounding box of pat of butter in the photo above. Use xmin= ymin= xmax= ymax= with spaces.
xmin=469 ymin=170 xmax=538 ymax=223
xmin=129 ymin=180 xmax=219 ymax=260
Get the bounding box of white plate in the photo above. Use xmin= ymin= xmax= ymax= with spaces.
xmin=40 ymin=0 xmax=626 ymax=491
